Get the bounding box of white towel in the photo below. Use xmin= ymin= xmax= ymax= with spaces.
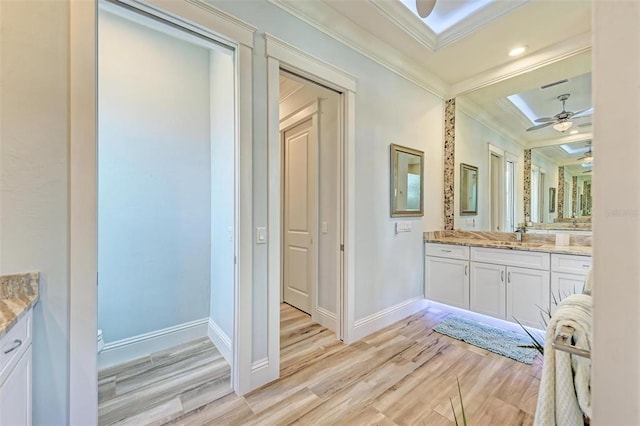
xmin=534 ymin=293 xmax=592 ymax=425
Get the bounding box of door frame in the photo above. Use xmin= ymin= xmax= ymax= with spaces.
xmin=264 ymin=34 xmax=357 ymax=386
xmin=280 ymin=101 xmax=319 ymax=316
xmin=69 ymin=0 xmax=256 ymax=422
xmin=488 ymin=144 xmax=505 ymax=232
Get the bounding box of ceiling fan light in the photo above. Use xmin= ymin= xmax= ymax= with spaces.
xmin=553 ymin=121 xmax=573 ymax=132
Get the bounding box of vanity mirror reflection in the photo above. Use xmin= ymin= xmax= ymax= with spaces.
xmin=453 ymin=50 xmax=593 ymax=232
xmin=390 ymin=143 xmax=424 ymax=217
xmin=460 ymin=163 xmax=478 ymax=216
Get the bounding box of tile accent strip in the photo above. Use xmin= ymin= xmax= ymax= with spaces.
xmin=557 ymin=166 xmax=565 ymax=218
xmin=572 ymin=175 xmax=578 ymax=216
xmin=443 ymin=98 xmax=456 ymax=230
xmin=523 ymin=149 xmax=531 ymax=222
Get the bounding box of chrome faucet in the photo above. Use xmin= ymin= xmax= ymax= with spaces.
xmin=515 ymin=226 xmax=527 ymax=241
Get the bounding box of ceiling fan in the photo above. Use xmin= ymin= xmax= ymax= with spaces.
xmin=526 ymin=94 xmax=590 ymax=132
xmin=578 ymin=145 xmax=593 ymax=163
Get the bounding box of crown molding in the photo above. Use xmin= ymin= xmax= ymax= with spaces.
xmin=528 ymin=132 xmax=592 ymax=149
xmin=267 ymin=0 xmax=449 ymax=98
xmin=450 ymin=32 xmax=592 ymax=97
xmin=369 ymin=0 xmax=528 ymax=51
xmin=368 ymin=0 xmax=437 ymax=50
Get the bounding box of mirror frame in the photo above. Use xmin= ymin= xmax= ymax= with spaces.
xmin=459 ymin=163 xmax=479 ymax=216
xmin=390 ymin=143 xmax=424 ymax=218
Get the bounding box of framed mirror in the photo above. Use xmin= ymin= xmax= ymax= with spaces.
xmin=460 ymin=163 xmax=478 ymax=215
xmin=390 ymin=143 xmax=424 ymax=217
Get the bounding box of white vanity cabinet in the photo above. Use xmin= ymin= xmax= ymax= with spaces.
xmin=550 ymin=253 xmax=592 ymax=313
xmin=470 ymin=247 xmax=550 ymax=328
xmin=425 ymin=244 xmax=470 ymax=310
xmin=0 ymin=309 xmax=33 ymax=426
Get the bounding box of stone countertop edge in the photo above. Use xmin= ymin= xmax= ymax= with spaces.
xmin=0 ymin=272 xmax=39 ymax=338
xmin=423 ymin=235 xmax=592 ymax=256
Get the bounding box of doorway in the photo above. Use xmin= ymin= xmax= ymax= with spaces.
xmin=490 ymin=151 xmax=504 ymax=231
xmin=96 ymin=3 xmax=237 ymax=422
xmin=279 ymin=71 xmax=341 ymax=330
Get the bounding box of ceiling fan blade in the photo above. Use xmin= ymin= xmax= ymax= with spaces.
xmin=416 ymin=0 xmax=436 ymax=18
xmin=572 ymin=107 xmax=593 ymax=118
xmin=526 ymin=122 xmax=555 ymax=131
xmin=534 ymin=116 xmax=557 ymax=123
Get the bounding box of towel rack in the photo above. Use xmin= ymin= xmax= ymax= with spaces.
xmin=552 ymin=325 xmax=591 ymax=359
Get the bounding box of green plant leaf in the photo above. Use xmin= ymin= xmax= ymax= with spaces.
xmin=449 ymin=397 xmax=460 ymax=426
xmin=513 ymin=317 xmax=544 ymax=355
xmin=457 ymin=377 xmax=468 ymax=426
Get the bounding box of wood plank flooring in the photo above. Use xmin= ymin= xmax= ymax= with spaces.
xmin=98 ymin=337 xmax=232 ymax=425
xmin=170 ymin=304 xmax=542 ymax=425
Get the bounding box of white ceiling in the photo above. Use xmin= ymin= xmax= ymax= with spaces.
xmin=270 ymin=0 xmax=593 ymax=167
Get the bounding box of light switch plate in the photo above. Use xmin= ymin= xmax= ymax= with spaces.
xmin=395 ymin=221 xmax=412 ymax=234
xmin=256 ymin=227 xmax=267 ymax=244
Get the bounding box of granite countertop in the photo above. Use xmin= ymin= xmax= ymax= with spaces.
xmin=424 ymin=231 xmax=592 ymax=256
xmin=525 ymin=223 xmax=592 ymax=231
xmin=0 ymin=272 xmax=39 ymax=337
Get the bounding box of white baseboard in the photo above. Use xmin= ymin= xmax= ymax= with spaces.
xmin=351 ymin=296 xmax=428 ymax=342
xmin=313 ymin=306 xmax=336 ymax=333
xmin=98 ymin=318 xmax=209 ymax=369
xmin=208 ymin=318 xmax=232 ymax=365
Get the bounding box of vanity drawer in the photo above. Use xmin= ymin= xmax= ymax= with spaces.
xmin=425 ymin=243 xmax=469 ymax=261
xmin=471 ymin=247 xmax=550 ymax=270
xmin=0 ymin=309 xmax=31 ymax=386
xmin=551 ymin=253 xmax=592 ymax=275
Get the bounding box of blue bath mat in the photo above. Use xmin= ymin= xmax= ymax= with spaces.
xmin=434 ymin=315 xmax=539 ymax=364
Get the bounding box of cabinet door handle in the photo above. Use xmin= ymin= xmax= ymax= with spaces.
xmin=508 ymin=272 xmax=511 ymax=283
xmin=4 ymin=339 xmax=22 ymax=354
xmin=582 ymin=264 xmax=590 ymax=268
xmin=465 ymin=265 xmax=468 ymax=276
xmin=501 ymin=271 xmax=504 ymax=282
xmin=441 ymin=249 xmax=452 ymax=253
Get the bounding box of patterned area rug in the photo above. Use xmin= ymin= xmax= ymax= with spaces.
xmin=434 ymin=315 xmax=539 ymax=364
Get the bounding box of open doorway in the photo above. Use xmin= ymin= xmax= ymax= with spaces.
xmin=96 ymin=3 xmax=237 ymax=423
xmin=278 ymin=71 xmax=342 ymax=371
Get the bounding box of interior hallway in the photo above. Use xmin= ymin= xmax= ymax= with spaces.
xmin=169 ymin=304 xmax=542 ymax=425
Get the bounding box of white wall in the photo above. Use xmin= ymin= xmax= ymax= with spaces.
xmin=0 ymin=1 xmax=71 ymax=423
xmin=454 ymin=108 xmax=525 ymax=231
xmin=531 ymin=151 xmax=559 ymax=224
xmin=280 ymin=80 xmax=341 ymax=318
xmin=209 ymin=0 xmax=443 ymax=359
xmin=98 ymin=10 xmax=211 ymax=342
xmin=209 ymin=46 xmax=236 ymax=343
xmin=593 ymin=2 xmax=640 ymax=423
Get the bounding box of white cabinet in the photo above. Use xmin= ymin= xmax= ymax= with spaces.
xmin=470 ymin=262 xmax=505 ymax=319
xmin=506 ymin=266 xmax=550 ymax=328
xmin=550 ymin=253 xmax=592 ymax=314
xmin=0 ymin=309 xmax=32 ymax=426
xmin=425 ymin=244 xmax=469 ymax=309
xmin=470 ymin=247 xmax=550 ymax=329
xmin=471 ymin=262 xmax=550 ymax=328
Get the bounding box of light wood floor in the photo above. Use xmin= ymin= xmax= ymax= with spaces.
xmin=169 ymin=304 xmax=542 ymax=425
xmin=98 ymin=337 xmax=232 ymax=425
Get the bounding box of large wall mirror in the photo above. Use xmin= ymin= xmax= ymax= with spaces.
xmin=453 ymin=49 xmax=593 ymax=232
xmin=460 ymin=163 xmax=478 ymax=215
xmin=390 ymin=143 xmax=424 ymax=217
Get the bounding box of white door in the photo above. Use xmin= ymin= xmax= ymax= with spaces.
xmin=506 ymin=266 xmax=550 ymax=328
xmin=425 ymin=256 xmax=470 ymax=309
xmin=283 ymin=118 xmax=318 ymax=314
xmin=470 ymin=262 xmax=506 ymax=319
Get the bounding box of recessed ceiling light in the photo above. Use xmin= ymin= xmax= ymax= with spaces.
xmin=509 ymin=46 xmax=526 ymax=57
xmin=570 ymin=130 xmax=579 ymax=135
